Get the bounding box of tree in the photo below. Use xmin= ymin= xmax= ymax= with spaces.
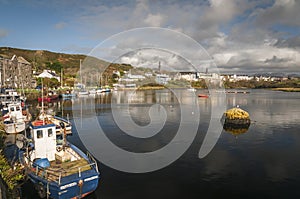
xmin=45 ymin=61 xmax=62 ymax=74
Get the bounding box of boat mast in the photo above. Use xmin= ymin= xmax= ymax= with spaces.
xmin=41 ymin=80 xmax=45 ymax=124
xmin=80 ymin=59 xmax=82 ymax=88
xmin=61 ymin=67 xmax=63 ymax=88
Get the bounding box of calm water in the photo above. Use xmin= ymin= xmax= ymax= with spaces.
xmin=22 ymin=89 xmax=300 ymax=199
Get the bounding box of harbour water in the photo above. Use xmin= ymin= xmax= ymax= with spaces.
xmin=21 ymin=89 xmax=300 ymax=198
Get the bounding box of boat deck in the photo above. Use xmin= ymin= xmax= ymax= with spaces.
xmin=31 ymin=149 xmax=92 ymax=183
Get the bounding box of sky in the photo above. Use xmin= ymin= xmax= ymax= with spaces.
xmin=0 ymin=0 xmax=300 ymax=74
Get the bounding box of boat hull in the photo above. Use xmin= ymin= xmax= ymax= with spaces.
xmin=4 ymin=121 xmax=26 ymax=134
xmin=38 ymin=95 xmax=59 ymax=102
xmin=198 ymin=94 xmax=209 ymax=98
xmin=27 ymin=171 xmax=99 ymax=199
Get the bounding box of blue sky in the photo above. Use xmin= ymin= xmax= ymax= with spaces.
xmin=0 ymin=0 xmax=300 ymax=73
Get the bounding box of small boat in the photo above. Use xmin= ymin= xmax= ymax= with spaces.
xmin=88 ymin=89 xmax=97 ymax=95
xmin=226 ymin=90 xmax=250 ymax=94
xmin=61 ymin=93 xmax=76 ymax=99
xmin=198 ymin=94 xmax=209 ymax=98
xmin=0 ymin=88 xmax=26 ymax=106
xmin=61 ymin=91 xmax=76 ymax=99
xmin=38 ymin=95 xmax=59 ymax=102
xmin=18 ymin=119 xmax=100 ymax=198
xmin=2 ymin=102 xmax=31 ymax=134
xmin=187 ymin=87 xmax=196 ymax=92
xmin=78 ymin=90 xmax=89 ymax=96
xmin=96 ymin=87 xmax=111 ymax=94
xmin=38 ymin=90 xmax=59 ymax=102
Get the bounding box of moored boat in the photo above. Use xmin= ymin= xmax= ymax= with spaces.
xmin=61 ymin=93 xmax=76 ymax=99
xmin=198 ymin=94 xmax=209 ymax=98
xmin=18 ymin=119 xmax=100 ymax=198
xmin=0 ymin=88 xmax=26 ymax=104
xmin=2 ymin=102 xmax=31 ymax=134
xmin=96 ymin=87 xmax=111 ymax=94
xmin=77 ymin=90 xmax=89 ymax=96
xmin=38 ymin=95 xmax=59 ymax=102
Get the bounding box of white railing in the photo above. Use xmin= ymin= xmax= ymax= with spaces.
xmin=86 ymin=151 xmax=99 ymax=173
xmin=32 ymin=162 xmax=98 ymax=185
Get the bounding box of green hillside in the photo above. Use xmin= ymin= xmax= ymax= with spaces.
xmin=0 ymin=47 xmax=133 ymax=86
xmin=0 ymin=47 xmax=104 ymax=75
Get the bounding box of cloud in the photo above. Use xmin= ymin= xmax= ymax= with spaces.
xmin=54 ymin=22 xmax=66 ymax=29
xmin=264 ymin=55 xmax=292 ymax=64
xmin=275 ymin=36 xmax=300 ymax=49
xmin=5 ymin=0 xmax=299 ymax=74
xmin=255 ymin=0 xmax=300 ymax=27
xmin=118 ymin=49 xmax=191 ymax=71
xmin=144 ymin=14 xmax=165 ymax=27
xmin=0 ymin=29 xmax=8 ymax=38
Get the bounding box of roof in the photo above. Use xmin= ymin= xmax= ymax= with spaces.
xmin=38 ymin=70 xmax=59 ymax=78
xmin=17 ymin=56 xmax=31 ymax=65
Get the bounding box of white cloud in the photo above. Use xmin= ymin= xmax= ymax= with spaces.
xmin=0 ymin=29 xmax=8 ymax=38
xmin=144 ymin=14 xmax=165 ymax=26
xmin=54 ymin=22 xmax=66 ymax=29
xmin=16 ymin=0 xmax=299 ymax=74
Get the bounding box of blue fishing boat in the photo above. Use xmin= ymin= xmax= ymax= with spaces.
xmin=61 ymin=93 xmax=76 ymax=99
xmin=18 ymin=119 xmax=100 ymax=198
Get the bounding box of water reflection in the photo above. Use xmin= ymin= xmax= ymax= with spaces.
xmin=223 ymin=122 xmax=250 ymax=137
xmin=19 ymin=89 xmax=300 ymax=198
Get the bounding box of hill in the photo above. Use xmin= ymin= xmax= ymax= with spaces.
xmin=0 ymin=47 xmax=133 ymax=86
xmin=0 ymin=47 xmax=103 ymax=75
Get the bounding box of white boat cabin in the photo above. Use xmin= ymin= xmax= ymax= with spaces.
xmin=30 ymin=122 xmax=57 ymax=161
xmin=6 ymin=103 xmax=24 ymax=120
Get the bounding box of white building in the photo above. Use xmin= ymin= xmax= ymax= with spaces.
xmin=119 ymin=73 xmax=145 ymax=82
xmin=37 ymin=70 xmax=60 ymax=82
xmin=156 ymin=74 xmax=171 ymax=85
xmin=228 ymin=74 xmax=252 ymax=82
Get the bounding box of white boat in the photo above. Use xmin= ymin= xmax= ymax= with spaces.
xmin=187 ymin=87 xmax=196 ymax=92
xmin=2 ymin=102 xmax=31 ymax=134
xmin=0 ymin=88 xmax=26 ymax=106
xmin=96 ymin=87 xmax=111 ymax=94
xmin=61 ymin=93 xmax=76 ymax=98
xmin=89 ymin=89 xmax=97 ymax=94
xmin=78 ymin=90 xmax=89 ymax=96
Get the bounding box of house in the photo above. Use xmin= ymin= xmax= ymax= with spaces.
xmin=37 ymin=70 xmax=60 ymax=82
xmin=0 ymin=55 xmax=32 ymax=88
xmin=155 ymin=74 xmax=171 ymax=85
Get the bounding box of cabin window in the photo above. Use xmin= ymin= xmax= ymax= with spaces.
xmin=37 ymin=130 xmax=43 ymax=139
xmin=10 ymin=107 xmax=14 ymax=112
xmin=16 ymin=106 xmax=20 ymax=111
xmin=48 ymin=128 xmax=53 ymax=137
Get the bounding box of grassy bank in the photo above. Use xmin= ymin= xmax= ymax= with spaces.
xmin=272 ymin=88 xmax=300 ymax=92
xmin=0 ymin=122 xmax=25 ymax=193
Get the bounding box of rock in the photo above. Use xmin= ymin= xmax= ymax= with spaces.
xmin=221 ymin=107 xmax=251 ymax=125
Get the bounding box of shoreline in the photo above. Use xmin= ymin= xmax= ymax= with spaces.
xmin=271 ymin=88 xmax=300 ymax=92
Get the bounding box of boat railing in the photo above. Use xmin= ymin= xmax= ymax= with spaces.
xmin=86 ymin=151 xmax=99 ymax=173
xmin=29 ymin=159 xmax=98 ymax=185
